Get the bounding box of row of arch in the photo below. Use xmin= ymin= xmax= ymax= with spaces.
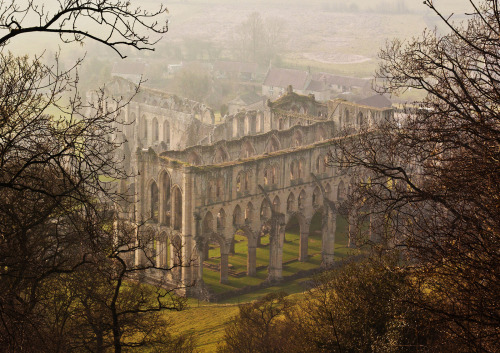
xmin=149 ymin=171 xmax=183 ymax=230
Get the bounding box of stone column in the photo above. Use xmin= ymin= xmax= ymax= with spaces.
xmin=247 ymin=233 xmax=258 ymax=276
xmin=299 ymin=229 xmax=309 ymax=262
xmin=322 ymin=210 xmax=336 ymax=267
xmin=181 ymin=168 xmax=194 ymax=287
xmin=220 ymin=247 xmax=229 ymax=284
xmin=268 ymin=221 xmax=284 ymax=282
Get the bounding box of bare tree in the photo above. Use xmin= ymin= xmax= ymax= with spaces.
xmin=0 ymin=1 xmax=196 ymax=352
xmin=329 ymin=1 xmax=500 ymax=351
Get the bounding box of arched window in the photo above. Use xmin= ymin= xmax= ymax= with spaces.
xmin=160 ymin=171 xmax=171 ymax=226
xmin=214 ymin=147 xmax=229 ymax=164
xmin=312 ymin=186 xmax=322 ymax=208
xmin=287 ymin=192 xmax=296 ymax=213
xmin=245 ymin=202 xmax=253 ymax=222
xmin=153 ymin=117 xmax=159 ymax=142
xmin=142 ymin=115 xmax=148 ymax=139
xmin=337 ymin=180 xmax=346 ymax=201
xmin=217 ymin=209 xmax=226 ymax=231
xmin=273 ymin=196 xmax=280 ymax=213
xmin=236 ymin=173 xmax=242 ymax=192
xmin=150 ymin=181 xmax=159 ymax=222
xmin=203 ymin=211 xmax=214 ymax=235
xmin=260 ymin=198 xmax=271 ymax=220
xmin=298 ymin=189 xmax=306 ymax=210
xmin=233 ymin=205 xmax=242 ymax=226
xmin=163 ymin=120 xmax=170 ymax=144
xmin=241 ymin=140 xmax=255 ymax=158
xmin=358 ymin=112 xmax=364 ymax=126
xmin=293 ymin=129 xmax=303 ymax=147
xmin=173 ymin=186 xmax=182 ymax=231
xmin=266 ymin=135 xmax=280 ymax=153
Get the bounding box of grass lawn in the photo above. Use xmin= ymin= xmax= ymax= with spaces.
xmin=201 ymin=214 xmax=355 ymax=294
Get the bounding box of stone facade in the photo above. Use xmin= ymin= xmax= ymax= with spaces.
xmin=109 ymin=80 xmax=393 ymax=296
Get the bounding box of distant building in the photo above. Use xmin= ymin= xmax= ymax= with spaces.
xmin=312 ymin=72 xmax=371 ymax=94
xmin=214 ymin=61 xmax=259 ymax=81
xmin=262 ymin=67 xmax=311 ymax=99
xmin=228 ymin=91 xmax=264 ymax=114
xmin=111 ymin=61 xmax=146 ymax=85
xmin=355 ymin=94 xmax=392 ymax=109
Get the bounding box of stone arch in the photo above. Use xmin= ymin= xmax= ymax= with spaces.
xmin=202 ymin=211 xmax=214 ymax=235
xmin=217 ymin=208 xmax=226 ymax=231
xmin=287 ymin=192 xmax=296 ymax=213
xmin=265 ymin=134 xmax=281 ymax=153
xmin=312 ymin=186 xmax=322 ymax=209
xmin=292 ymin=129 xmax=303 ymax=147
xmin=163 ymin=120 xmax=170 ymax=145
xmin=241 ymin=140 xmax=256 ymax=158
xmin=344 ymin=108 xmax=349 ymax=125
xmin=358 ymin=111 xmax=364 ymax=126
xmin=141 ymin=114 xmax=148 ymax=139
xmin=245 ymin=202 xmax=254 ymax=223
xmin=159 ymin=170 xmax=171 ymax=226
xmin=213 ymin=146 xmax=230 ymax=164
xmin=233 ymin=204 xmax=243 ymax=227
xmin=172 ymin=185 xmax=183 ymax=231
xmin=152 ymin=117 xmax=159 ymax=142
xmin=260 ymin=198 xmax=271 ymax=221
xmin=273 ymin=195 xmax=281 ymax=213
xmin=325 ymin=183 xmax=332 ymax=200
xmin=298 ymin=189 xmax=307 ymax=210
xmin=337 ymin=180 xmax=346 ymax=201
xmin=149 ymin=180 xmax=159 ymax=222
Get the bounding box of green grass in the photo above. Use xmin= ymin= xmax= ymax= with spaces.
xmin=201 ymin=214 xmax=353 ymax=294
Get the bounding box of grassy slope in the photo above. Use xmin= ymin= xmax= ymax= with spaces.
xmin=167 ymin=215 xmax=356 ymax=352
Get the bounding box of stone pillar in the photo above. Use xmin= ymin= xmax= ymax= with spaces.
xmin=247 ymin=233 xmax=258 ymax=276
xmin=299 ymin=229 xmax=309 ymax=262
xmin=220 ymin=250 xmax=229 ymax=284
xmin=322 ymin=210 xmax=336 ymax=267
xmin=268 ymin=221 xmax=284 ymax=282
xmin=181 ymin=168 xmax=194 ymax=287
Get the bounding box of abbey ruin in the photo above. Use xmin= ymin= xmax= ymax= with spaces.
xmin=102 ymin=78 xmax=393 ymax=296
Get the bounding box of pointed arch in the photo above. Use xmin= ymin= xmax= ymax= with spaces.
xmin=298 ymin=189 xmax=306 ymax=210
xmin=241 ymin=140 xmax=256 ymax=159
xmin=337 ymin=180 xmax=346 ymax=201
xmin=245 ymin=202 xmax=254 ymax=222
xmin=217 ymin=208 xmax=226 ymax=231
xmin=163 ymin=120 xmax=170 ymax=145
xmin=159 ymin=170 xmax=171 ymax=226
xmin=287 ymin=192 xmax=296 ymax=213
xmin=152 ymin=117 xmax=159 ymax=142
xmin=273 ymin=195 xmax=281 ymax=213
xmin=312 ymin=186 xmax=322 ymax=208
xmin=213 ymin=146 xmax=230 ymax=164
xmin=292 ymin=129 xmax=303 ymax=147
xmin=233 ymin=204 xmax=243 ymax=227
xmin=265 ymin=134 xmax=281 ymax=153
xmin=202 ymin=211 xmax=214 ymax=235
xmin=260 ymin=198 xmax=271 ymax=221
xmin=149 ymin=180 xmax=159 ymax=222
xmin=172 ymin=186 xmax=183 ymax=231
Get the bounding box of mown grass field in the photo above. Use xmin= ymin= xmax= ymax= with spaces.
xmin=167 ymin=214 xmax=356 ymax=352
